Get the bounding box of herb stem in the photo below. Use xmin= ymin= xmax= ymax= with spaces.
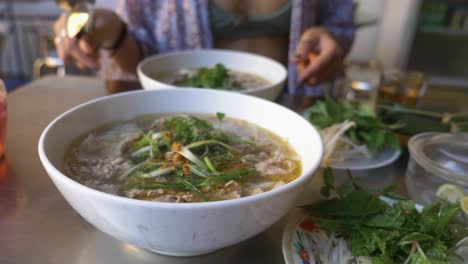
xmin=378 ymin=104 xmax=443 ymax=119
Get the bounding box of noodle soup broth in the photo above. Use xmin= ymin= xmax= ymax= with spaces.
xmin=65 ymin=113 xmax=301 ymax=203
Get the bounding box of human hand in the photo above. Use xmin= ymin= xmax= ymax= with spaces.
xmin=53 ymin=8 xmax=124 ymax=69
xmin=293 ymin=27 xmax=344 ymax=86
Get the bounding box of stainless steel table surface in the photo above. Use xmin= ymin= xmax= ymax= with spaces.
xmin=1 ymin=76 xmax=463 ymax=264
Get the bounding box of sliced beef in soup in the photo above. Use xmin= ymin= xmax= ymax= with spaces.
xmin=65 ymin=113 xmax=301 ymax=203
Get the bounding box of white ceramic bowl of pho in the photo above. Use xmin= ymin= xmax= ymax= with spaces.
xmin=137 ymin=49 xmax=288 ymax=101
xmin=38 ymin=89 xmax=322 ymax=256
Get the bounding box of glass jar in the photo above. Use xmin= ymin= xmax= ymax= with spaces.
xmin=402 ymin=71 xmax=427 ymax=106
xmin=405 ymin=132 xmax=468 ymax=205
xmin=379 ymin=70 xmax=427 ymax=106
xmin=344 ymin=80 xmax=379 ymax=113
xmin=380 ymin=70 xmax=405 ymax=102
xmin=343 ymin=60 xmax=382 ymax=113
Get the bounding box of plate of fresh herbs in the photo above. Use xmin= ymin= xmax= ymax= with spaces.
xmin=282 ymin=168 xmax=468 ymax=264
xmin=303 ymin=97 xmax=403 ymax=170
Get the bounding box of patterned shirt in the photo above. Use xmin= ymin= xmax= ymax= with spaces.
xmin=102 ymin=0 xmax=355 ymax=95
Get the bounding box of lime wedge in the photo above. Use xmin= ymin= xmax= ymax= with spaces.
xmin=436 ymin=184 xmax=465 ymax=203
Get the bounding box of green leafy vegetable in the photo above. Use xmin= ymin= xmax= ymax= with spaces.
xmin=174 ymin=64 xmax=233 ymax=89
xmin=304 ymin=97 xmax=402 ymax=152
xmin=378 ymin=101 xmax=468 ymax=135
xmin=302 ymin=169 xmax=467 ymax=263
xmin=204 ymin=156 xmax=217 ymax=173
xmin=120 ymin=115 xmax=257 ymax=201
xmin=217 ymin=112 xmax=226 ymax=129
xmin=162 ymin=116 xmax=214 ymax=145
xmin=216 ymin=112 xmax=226 ymax=123
xmin=320 ymin=167 xmax=335 ymax=198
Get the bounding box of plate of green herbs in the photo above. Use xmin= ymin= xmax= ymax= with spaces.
xmin=303 ymin=97 xmax=403 ymax=170
xmin=282 ymin=168 xmax=468 ymax=264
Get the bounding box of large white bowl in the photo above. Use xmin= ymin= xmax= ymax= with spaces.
xmin=137 ymin=49 xmax=287 ymax=101
xmin=38 ymin=89 xmax=322 ymax=256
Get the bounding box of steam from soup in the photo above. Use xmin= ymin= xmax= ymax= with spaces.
xmin=64 ymin=114 xmax=301 ymax=203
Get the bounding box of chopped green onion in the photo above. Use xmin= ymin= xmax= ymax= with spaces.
xmin=204 ymin=157 xmax=217 ymax=173
xmin=135 ymin=182 xmax=188 ymax=190
xmin=130 ymin=145 xmax=152 ymax=157
xmin=188 ymin=164 xmax=211 ymax=178
xmin=177 ymin=147 xmax=207 ymax=169
xmin=149 ymin=141 xmax=160 ymax=158
xmin=180 ymin=179 xmax=206 ymax=200
xmin=185 ymin=140 xmax=239 ymax=152
xmin=118 ymin=162 xmax=145 ymax=180
xmin=139 ymin=167 xmax=173 ymax=178
xmin=151 ymin=131 xmax=165 ymax=140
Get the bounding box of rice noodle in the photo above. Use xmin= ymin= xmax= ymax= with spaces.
xmin=321 ymin=120 xmax=355 ymax=164
xmin=320 ymin=120 xmax=374 ymax=165
xmin=306 ymin=230 xmax=372 ymax=264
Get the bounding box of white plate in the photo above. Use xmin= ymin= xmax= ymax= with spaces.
xmin=301 ymin=112 xmax=402 ymax=171
xmin=328 ymin=148 xmax=402 ymax=170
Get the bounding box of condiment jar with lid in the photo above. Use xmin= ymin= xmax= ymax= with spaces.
xmin=405 ymin=132 xmax=468 ymax=205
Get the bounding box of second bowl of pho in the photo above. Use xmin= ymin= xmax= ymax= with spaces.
xmin=137 ymin=49 xmax=287 ymax=101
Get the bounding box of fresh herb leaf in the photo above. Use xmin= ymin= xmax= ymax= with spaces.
xmin=303 ymin=190 xmax=386 ymax=217
xmin=216 ymin=112 xmax=226 ymax=124
xmin=304 ymin=97 xmax=402 ymax=152
xmin=323 ymin=167 xmax=334 ymax=186
xmin=175 ymin=64 xmax=232 ymax=89
xmin=162 ymin=116 xmax=214 ymax=145
xmin=435 ymin=204 xmax=459 ymax=235
xmin=301 ymin=169 xmax=465 ymax=263
xmin=320 ymin=185 xmax=331 ymax=198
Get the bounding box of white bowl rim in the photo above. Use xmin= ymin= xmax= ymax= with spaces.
xmin=137 ymin=48 xmax=288 ymax=94
xmin=38 ymin=88 xmax=323 ymax=210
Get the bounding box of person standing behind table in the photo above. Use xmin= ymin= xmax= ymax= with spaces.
xmin=53 ymin=0 xmax=355 ymax=96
